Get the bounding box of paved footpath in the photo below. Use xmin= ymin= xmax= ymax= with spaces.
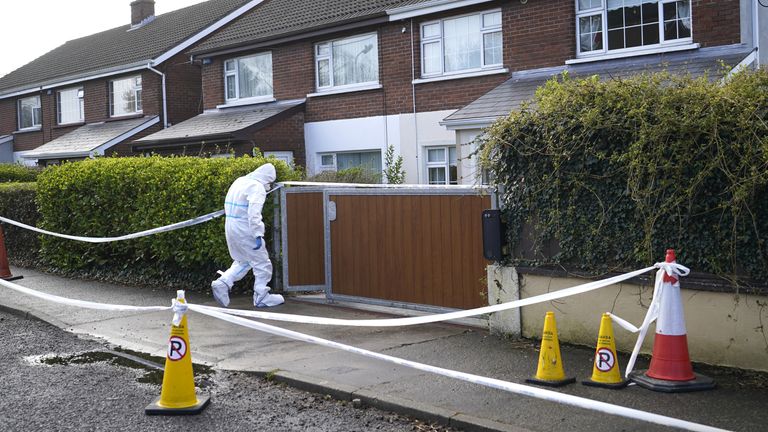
xmin=2 ymin=266 xmax=767 ymax=432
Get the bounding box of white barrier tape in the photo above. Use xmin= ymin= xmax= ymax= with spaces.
xmin=0 ymin=185 xmax=283 ymax=244
xmin=196 ymin=265 xmax=659 ymax=327
xmin=0 ymin=210 xmax=224 ymax=244
xmin=171 ymin=298 xmax=189 ymax=327
xmin=0 ymin=277 xmax=171 ymax=313
xmin=189 ymin=304 xmax=728 ymax=432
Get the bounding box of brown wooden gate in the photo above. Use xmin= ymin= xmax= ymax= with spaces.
xmin=282 ymin=186 xmax=493 ymax=310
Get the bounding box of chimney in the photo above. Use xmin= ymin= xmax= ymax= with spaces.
xmin=131 ymin=0 xmax=155 ymax=27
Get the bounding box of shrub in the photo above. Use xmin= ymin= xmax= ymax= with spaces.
xmin=35 ymin=155 xmax=301 ymax=288
xmin=479 ymin=68 xmax=768 ymax=280
xmin=0 ymin=182 xmax=41 ymax=267
xmin=305 ymin=167 xmax=382 ymax=184
xmin=0 ymin=164 xmax=41 ymax=183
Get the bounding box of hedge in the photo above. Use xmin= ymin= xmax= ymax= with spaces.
xmin=479 ymin=68 xmax=768 ymax=280
xmin=0 ymin=164 xmax=40 ymax=183
xmin=35 ymin=155 xmax=301 ymax=288
xmin=0 ymin=182 xmax=41 ymax=267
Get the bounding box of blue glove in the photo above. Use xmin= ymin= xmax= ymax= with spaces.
xmin=253 ymin=236 xmax=263 ymax=250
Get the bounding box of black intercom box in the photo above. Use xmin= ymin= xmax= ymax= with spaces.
xmin=482 ymin=209 xmax=505 ymax=261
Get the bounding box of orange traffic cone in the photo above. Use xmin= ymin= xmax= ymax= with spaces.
xmin=583 ymin=313 xmax=627 ymax=389
xmin=526 ymin=311 xmax=575 ymax=387
xmin=0 ymin=226 xmax=23 ymax=282
xmin=630 ymin=249 xmax=715 ymax=392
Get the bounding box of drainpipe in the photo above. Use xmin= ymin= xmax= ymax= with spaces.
xmin=754 ymin=0 xmax=761 ymax=67
xmin=147 ymin=64 xmax=168 ymax=128
xmin=410 ymin=18 xmax=421 ymax=184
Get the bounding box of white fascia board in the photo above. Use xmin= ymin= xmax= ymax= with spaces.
xmin=151 ymin=0 xmax=267 ymax=66
xmin=0 ymin=63 xmax=149 ymax=100
xmin=440 ymin=116 xmax=499 ymax=130
xmin=387 ymin=0 xmax=494 ymax=21
xmin=92 ymin=116 xmax=160 ymax=156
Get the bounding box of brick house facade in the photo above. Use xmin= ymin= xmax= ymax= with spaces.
xmin=0 ymin=0 xmax=261 ymax=165
xmin=149 ymin=0 xmax=751 ymax=184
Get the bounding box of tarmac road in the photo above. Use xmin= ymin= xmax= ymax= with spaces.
xmin=0 ymin=310 xmax=457 ymax=432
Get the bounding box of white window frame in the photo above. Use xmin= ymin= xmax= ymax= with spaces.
xmin=575 ymin=0 xmax=693 ymax=59
xmin=17 ymin=95 xmax=42 ymax=131
xmin=223 ymin=52 xmax=274 ymax=104
xmin=425 ymin=146 xmax=458 ymax=185
xmin=109 ymin=75 xmax=143 ymax=118
xmin=265 ymin=151 xmax=294 ymax=165
xmin=57 ymin=87 xmax=84 ymax=125
xmin=318 ymin=153 xmax=337 ymax=171
xmin=420 ymin=9 xmax=503 ymax=79
xmin=314 ymin=32 xmax=380 ymax=92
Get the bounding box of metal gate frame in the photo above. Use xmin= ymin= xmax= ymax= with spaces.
xmin=280 ymin=186 xmax=329 ymax=292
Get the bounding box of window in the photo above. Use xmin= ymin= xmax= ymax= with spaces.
xmin=318 ymin=151 xmax=382 ymax=173
xmin=17 ymin=96 xmax=41 ymax=130
xmin=421 ymin=10 xmax=502 ymax=77
xmin=426 ymin=146 xmax=458 ymax=185
xmin=57 ymin=87 xmax=84 ymax=125
xmin=576 ymin=0 xmax=692 ymax=56
xmin=315 ymin=33 xmax=379 ymax=90
xmin=224 ymin=52 xmax=273 ymax=102
xmin=265 ymin=151 xmax=294 ymax=165
xmin=110 ymin=76 xmax=142 ymax=117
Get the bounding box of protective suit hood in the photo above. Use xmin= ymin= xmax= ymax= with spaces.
xmin=246 ymin=163 xmax=276 ymax=186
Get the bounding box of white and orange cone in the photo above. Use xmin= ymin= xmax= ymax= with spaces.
xmin=630 ymin=250 xmax=715 ymax=392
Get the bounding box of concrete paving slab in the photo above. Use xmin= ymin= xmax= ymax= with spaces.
xmin=2 ymin=265 xmax=768 ymax=432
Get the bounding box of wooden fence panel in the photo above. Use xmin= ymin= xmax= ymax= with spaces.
xmin=329 ymin=193 xmax=491 ymax=310
xmin=286 ymin=192 xmax=325 ymax=287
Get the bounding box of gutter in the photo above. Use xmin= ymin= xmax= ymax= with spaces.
xmin=387 ymin=0 xmax=494 ymax=20
xmin=440 ymin=116 xmax=501 ymax=131
xmin=147 ymin=65 xmax=169 ymax=128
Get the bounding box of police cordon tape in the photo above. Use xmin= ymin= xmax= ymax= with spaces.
xmin=0 ymin=265 xmax=728 ymax=432
xmin=0 ymin=185 xmax=283 ymax=244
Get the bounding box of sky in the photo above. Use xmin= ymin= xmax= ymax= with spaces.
xmin=0 ymin=0 xmax=208 ymax=77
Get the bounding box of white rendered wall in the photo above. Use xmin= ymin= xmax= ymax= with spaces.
xmin=304 ymin=110 xmax=456 ymax=184
xmin=456 ymin=129 xmax=485 ymax=186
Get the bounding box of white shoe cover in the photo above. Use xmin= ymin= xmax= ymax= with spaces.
xmin=211 ymin=279 xmax=231 ymax=308
xmin=255 ymin=293 xmax=284 ymax=308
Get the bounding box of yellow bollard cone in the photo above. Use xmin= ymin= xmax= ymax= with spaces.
xmin=526 ymin=311 xmax=575 ymax=387
xmin=145 ymin=290 xmax=210 ymax=415
xmin=583 ymin=313 xmax=628 ymax=389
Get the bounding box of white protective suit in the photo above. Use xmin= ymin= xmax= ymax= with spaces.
xmin=211 ymin=163 xmax=284 ymax=308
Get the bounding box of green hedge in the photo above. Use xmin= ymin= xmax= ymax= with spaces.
xmin=36 ymin=156 xmax=300 ymax=288
xmin=479 ymin=68 xmax=768 ymax=279
xmin=0 ymin=164 xmax=40 ymax=183
xmin=0 ymin=182 xmax=41 ymax=267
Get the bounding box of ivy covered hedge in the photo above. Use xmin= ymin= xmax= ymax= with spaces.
xmin=479 ymin=69 xmax=768 ymax=280
xmin=0 ymin=164 xmax=40 ymax=183
xmin=35 ymin=156 xmax=300 ymax=288
xmin=0 ymin=182 xmax=41 ymax=267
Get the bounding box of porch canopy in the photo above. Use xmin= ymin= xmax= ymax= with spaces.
xmin=22 ymin=116 xmax=159 ymax=161
xmin=133 ymin=99 xmax=305 ymax=152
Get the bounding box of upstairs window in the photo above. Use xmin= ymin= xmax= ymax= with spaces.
xmin=110 ymin=76 xmax=142 ymax=117
xmin=315 ymin=33 xmax=379 ymax=91
xmin=421 ymin=10 xmax=502 ymax=77
xmin=17 ymin=95 xmax=41 ymax=130
xmin=57 ymin=87 xmax=84 ymax=125
xmin=224 ymin=52 xmax=273 ymax=102
xmin=576 ymin=0 xmax=692 ymax=57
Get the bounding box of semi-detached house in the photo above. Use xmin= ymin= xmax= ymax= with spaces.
xmin=0 ymin=0 xmax=264 ymax=166
xmin=136 ymin=0 xmax=764 ymax=185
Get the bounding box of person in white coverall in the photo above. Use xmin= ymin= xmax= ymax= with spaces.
xmin=211 ymin=163 xmax=284 ymax=308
